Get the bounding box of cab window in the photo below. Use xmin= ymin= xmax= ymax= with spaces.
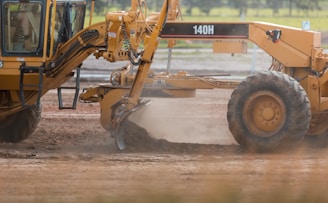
xmin=49 ymin=2 xmax=85 ymax=54
xmin=2 ymin=2 xmax=43 ymax=55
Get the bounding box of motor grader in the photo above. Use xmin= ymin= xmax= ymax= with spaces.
xmin=1 ymin=0 xmax=328 ymax=151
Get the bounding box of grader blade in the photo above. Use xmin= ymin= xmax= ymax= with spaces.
xmin=115 ymin=120 xmax=127 ymax=150
xmin=110 ymin=98 xmax=152 ymax=150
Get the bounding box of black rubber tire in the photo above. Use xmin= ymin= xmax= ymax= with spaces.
xmin=304 ymin=113 xmax=328 ymax=147
xmin=303 ymin=136 xmax=328 ymax=148
xmin=227 ymin=71 xmax=311 ymax=152
xmin=0 ymin=105 xmax=41 ymax=143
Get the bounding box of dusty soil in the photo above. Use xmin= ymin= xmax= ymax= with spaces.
xmin=1 ymin=50 xmax=328 ymax=202
xmin=1 ymin=87 xmax=328 ymax=203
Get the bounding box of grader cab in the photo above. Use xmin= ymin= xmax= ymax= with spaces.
xmin=1 ymin=0 xmax=328 ymax=151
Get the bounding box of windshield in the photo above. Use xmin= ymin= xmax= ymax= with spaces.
xmin=50 ymin=2 xmax=85 ymax=54
xmin=2 ymin=1 xmax=42 ymax=54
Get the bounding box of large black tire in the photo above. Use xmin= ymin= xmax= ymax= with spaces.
xmin=227 ymin=71 xmax=311 ymax=151
xmin=0 ymin=105 xmax=41 ymax=143
xmin=304 ymin=113 xmax=328 ymax=147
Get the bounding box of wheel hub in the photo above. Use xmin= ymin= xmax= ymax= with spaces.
xmin=243 ymin=91 xmax=286 ymax=137
xmin=262 ymin=107 xmax=275 ymax=121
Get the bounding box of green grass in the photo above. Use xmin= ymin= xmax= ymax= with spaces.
xmin=184 ymin=7 xmax=328 ymax=32
xmin=87 ymin=7 xmax=328 ymax=31
xmin=85 ymin=6 xmax=328 ymax=48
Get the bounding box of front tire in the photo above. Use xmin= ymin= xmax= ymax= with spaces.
xmin=227 ymin=71 xmax=311 ymax=151
xmin=0 ymin=105 xmax=41 ymax=143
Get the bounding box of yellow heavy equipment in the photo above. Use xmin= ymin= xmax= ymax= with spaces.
xmin=1 ymin=0 xmax=328 ymax=151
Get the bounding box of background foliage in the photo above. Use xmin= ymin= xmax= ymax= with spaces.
xmin=90 ymin=0 xmax=326 ymax=17
xmin=87 ymin=0 xmax=328 ymax=32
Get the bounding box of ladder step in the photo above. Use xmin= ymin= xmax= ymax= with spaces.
xmin=57 ymin=68 xmax=81 ymax=110
xmin=19 ymin=64 xmax=44 ymax=108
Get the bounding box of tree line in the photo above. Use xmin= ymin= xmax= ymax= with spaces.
xmin=91 ymin=0 xmax=325 ymax=17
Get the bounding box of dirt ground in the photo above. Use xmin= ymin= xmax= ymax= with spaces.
xmin=1 ymin=49 xmax=328 ymax=202
xmin=1 ymin=87 xmax=328 ymax=203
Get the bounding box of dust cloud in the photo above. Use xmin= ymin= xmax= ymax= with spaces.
xmin=128 ymin=89 xmax=237 ymax=146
